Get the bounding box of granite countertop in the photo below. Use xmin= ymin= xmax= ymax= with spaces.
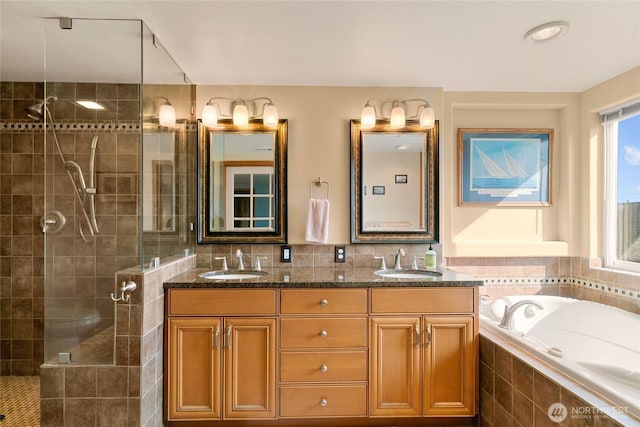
xmin=163 ymin=267 xmax=482 ymax=289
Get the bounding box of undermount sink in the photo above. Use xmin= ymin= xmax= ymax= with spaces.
xmin=199 ymin=270 xmax=267 ymax=280
xmin=374 ymin=269 xmax=442 ymax=279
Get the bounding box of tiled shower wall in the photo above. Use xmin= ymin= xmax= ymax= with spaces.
xmin=0 ymin=81 xmax=141 ymax=374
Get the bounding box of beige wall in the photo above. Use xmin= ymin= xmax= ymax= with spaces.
xmin=579 ymin=66 xmax=640 ymax=259
xmin=443 ymin=92 xmax=580 ymax=257
xmin=196 ymin=86 xmax=443 ymax=244
xmin=196 ymin=69 xmax=639 ymax=259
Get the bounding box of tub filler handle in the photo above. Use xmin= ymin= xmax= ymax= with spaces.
xmin=499 ymin=300 xmax=544 ymax=329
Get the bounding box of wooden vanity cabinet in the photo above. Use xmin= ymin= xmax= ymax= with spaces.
xmin=166 ymin=289 xmax=277 ymax=421
xmin=370 ymin=288 xmax=477 ymax=418
xmin=165 ymin=285 xmax=478 ymax=425
xmin=279 ymin=289 xmax=369 ymax=418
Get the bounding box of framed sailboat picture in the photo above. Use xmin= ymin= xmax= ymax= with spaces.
xmin=457 ymin=128 xmax=553 ymax=205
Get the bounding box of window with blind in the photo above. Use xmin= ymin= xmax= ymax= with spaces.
xmin=602 ymin=100 xmax=640 ymax=272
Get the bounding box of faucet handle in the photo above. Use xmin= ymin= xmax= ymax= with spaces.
xmin=214 ymin=256 xmax=228 ymax=271
xmin=411 ymin=256 xmax=422 ymax=270
xmin=254 ymin=256 xmax=267 ymax=271
xmin=374 ymin=256 xmax=387 ymax=270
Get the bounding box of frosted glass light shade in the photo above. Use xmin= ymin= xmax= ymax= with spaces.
xmin=263 ymin=104 xmax=279 ymax=127
xmin=202 ymin=103 xmax=219 ymax=127
xmin=390 ymin=106 xmax=405 ymax=128
xmin=233 ymin=104 xmax=249 ymax=126
xmin=419 ymin=106 xmax=435 ymax=129
xmin=159 ymin=103 xmax=176 ymax=127
xmin=360 ymin=105 xmax=376 ymax=129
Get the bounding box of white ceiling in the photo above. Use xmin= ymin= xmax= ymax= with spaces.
xmin=1 ymin=0 xmax=639 ymax=92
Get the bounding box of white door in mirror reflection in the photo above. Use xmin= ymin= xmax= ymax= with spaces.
xmin=224 ymin=166 xmax=275 ymax=231
xmin=362 ymin=133 xmax=426 ymax=232
xmin=142 ymin=133 xmax=175 ymax=232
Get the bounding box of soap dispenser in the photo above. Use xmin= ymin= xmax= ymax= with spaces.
xmin=425 ymin=243 xmax=437 ymax=269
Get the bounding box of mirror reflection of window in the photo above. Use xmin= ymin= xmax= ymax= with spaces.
xmin=227 ymin=167 xmax=274 ymax=230
xmin=142 ymin=133 xmax=176 ymax=232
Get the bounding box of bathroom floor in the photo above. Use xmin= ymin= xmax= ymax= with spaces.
xmin=0 ymin=376 xmax=40 ymax=427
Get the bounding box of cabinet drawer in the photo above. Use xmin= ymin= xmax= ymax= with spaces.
xmin=280 ymin=385 xmax=367 ymax=417
xmin=168 ymin=289 xmax=277 ymax=316
xmin=280 ymin=351 xmax=367 ymax=382
xmin=280 ymin=318 xmax=367 ymax=348
xmin=280 ymin=289 xmax=367 ymax=314
xmin=371 ymin=288 xmax=474 ymax=314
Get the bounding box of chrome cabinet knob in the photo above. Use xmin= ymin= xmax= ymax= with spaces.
xmin=320 ymin=364 xmax=328 ymax=372
xmin=319 ymin=330 xmax=328 ymax=337
xmin=320 ymin=398 xmax=328 ymax=407
xmin=320 ymin=299 xmax=328 ymax=305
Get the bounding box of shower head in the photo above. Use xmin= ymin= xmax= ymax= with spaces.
xmin=24 ymin=95 xmax=58 ymax=121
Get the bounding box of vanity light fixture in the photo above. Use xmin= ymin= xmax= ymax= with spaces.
xmin=360 ymin=98 xmax=435 ymax=129
xmin=157 ymin=97 xmax=176 ymax=127
xmin=524 ymin=20 xmax=569 ymax=43
xmin=202 ymin=97 xmax=279 ymax=128
xmin=144 ymin=96 xmax=176 ymax=127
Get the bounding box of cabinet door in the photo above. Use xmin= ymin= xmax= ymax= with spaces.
xmin=224 ymin=317 xmax=277 ymax=419
xmin=168 ymin=317 xmax=221 ymax=420
xmin=369 ymin=316 xmax=421 ymax=417
xmin=423 ymin=315 xmax=475 ymax=416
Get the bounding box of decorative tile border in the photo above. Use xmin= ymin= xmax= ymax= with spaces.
xmin=0 ymin=120 xmax=142 ymax=133
xmin=569 ymin=277 xmax=640 ymax=299
xmin=481 ymin=276 xmax=640 ymax=300
xmin=0 ymin=120 xmax=197 ymax=133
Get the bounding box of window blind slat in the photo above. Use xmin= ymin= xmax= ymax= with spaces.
xmin=600 ymin=99 xmax=640 ymax=123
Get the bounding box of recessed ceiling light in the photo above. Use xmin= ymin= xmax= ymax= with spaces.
xmin=76 ymin=100 xmax=105 ymax=110
xmin=524 ymin=20 xmax=569 ymax=43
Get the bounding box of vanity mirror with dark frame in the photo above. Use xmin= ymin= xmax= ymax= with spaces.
xmin=197 ymin=119 xmax=288 ymax=243
xmin=350 ymin=120 xmax=439 ymax=243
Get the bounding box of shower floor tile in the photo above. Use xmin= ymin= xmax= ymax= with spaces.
xmin=0 ymin=376 xmax=40 ymax=427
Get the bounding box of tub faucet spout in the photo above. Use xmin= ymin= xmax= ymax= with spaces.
xmin=499 ymin=300 xmax=543 ymax=329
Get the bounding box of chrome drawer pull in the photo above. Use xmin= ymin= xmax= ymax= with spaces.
xmin=214 ymin=326 xmax=220 ymax=350
xmin=320 ymin=364 xmax=328 ymax=372
xmin=320 ymin=299 xmax=328 ymax=305
xmin=319 ymin=330 xmax=328 ymax=337
xmin=320 ymin=398 xmax=328 ymax=407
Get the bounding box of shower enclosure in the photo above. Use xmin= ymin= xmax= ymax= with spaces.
xmin=39 ymin=18 xmax=194 ymax=365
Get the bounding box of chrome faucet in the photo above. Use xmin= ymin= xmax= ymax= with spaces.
xmin=394 ymin=249 xmax=405 ymax=269
xmin=214 ymin=256 xmax=228 ymax=271
xmin=499 ymin=300 xmax=543 ymax=329
xmin=236 ymin=249 xmax=245 ymax=270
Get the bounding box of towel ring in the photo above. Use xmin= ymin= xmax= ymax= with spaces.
xmin=310 ymin=177 xmax=330 ymax=200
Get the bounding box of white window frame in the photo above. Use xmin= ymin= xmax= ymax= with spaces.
xmin=225 ymin=166 xmax=274 ymax=231
xmin=602 ymin=99 xmax=640 ymax=273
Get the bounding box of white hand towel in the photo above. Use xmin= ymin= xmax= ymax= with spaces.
xmin=305 ymin=198 xmax=330 ymax=243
